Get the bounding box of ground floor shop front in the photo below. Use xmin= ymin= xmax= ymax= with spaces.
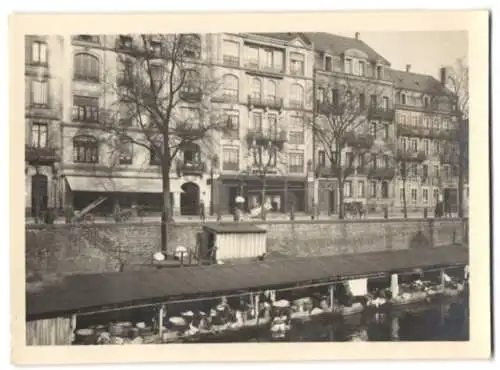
xmin=213 ymin=175 xmax=314 ymax=216
xmin=58 ymin=173 xmax=212 ymax=219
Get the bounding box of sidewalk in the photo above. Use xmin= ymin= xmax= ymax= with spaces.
xmin=25 ymin=211 xmax=465 ymax=225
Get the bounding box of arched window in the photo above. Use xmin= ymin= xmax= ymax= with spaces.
xmin=74 ymin=53 xmax=100 ymax=82
xmin=266 ymin=80 xmax=277 ymax=100
xmin=222 ymin=74 xmax=239 ymax=101
xmin=401 ymin=93 xmax=407 ymax=105
xmin=251 ymin=78 xmax=261 ymax=100
xmin=73 ymin=135 xmax=99 ymax=163
xmin=290 ymin=84 xmax=304 ymax=107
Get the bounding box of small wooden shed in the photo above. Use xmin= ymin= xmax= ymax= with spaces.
xmin=199 ymin=223 xmax=267 ymax=260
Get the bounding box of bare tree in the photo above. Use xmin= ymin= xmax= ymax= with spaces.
xmin=393 ymin=144 xmax=428 ymax=219
xmin=100 ymin=34 xmax=226 ymax=252
xmin=311 ymin=78 xmax=391 ymax=219
xmin=244 ymin=123 xmax=287 ymax=220
xmin=445 ymin=58 xmax=469 ymax=217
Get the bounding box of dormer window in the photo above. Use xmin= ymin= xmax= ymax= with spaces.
xmin=118 ymin=35 xmax=133 ymax=49
xmin=359 ymin=61 xmax=365 ymax=76
xmin=376 ymin=65 xmax=383 ymax=79
xmin=401 ymin=93 xmax=407 ymax=105
xmin=424 ymin=96 xmax=430 ymax=108
xmin=344 ymin=58 xmax=352 ymax=74
xmin=325 ymin=56 xmax=332 ymax=71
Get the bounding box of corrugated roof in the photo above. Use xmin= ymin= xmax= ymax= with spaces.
xmin=203 ymin=223 xmax=266 ymax=234
xmin=388 ymin=69 xmax=453 ymax=95
xmin=26 ymin=246 xmax=467 ymax=319
xmin=305 ymin=32 xmax=390 ymax=65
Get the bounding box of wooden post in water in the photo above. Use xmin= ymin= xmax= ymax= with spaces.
xmin=440 ymin=268 xmax=446 ymax=287
xmin=159 ymin=305 xmax=165 ymax=342
xmin=255 ymin=293 xmax=260 ymax=325
xmin=70 ymin=314 xmax=77 ymax=345
xmin=329 ymin=284 xmax=334 ymax=311
xmin=391 ymin=273 xmax=399 ymax=297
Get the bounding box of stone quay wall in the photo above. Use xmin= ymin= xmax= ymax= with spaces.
xmin=25 ymin=218 xmax=468 ymax=277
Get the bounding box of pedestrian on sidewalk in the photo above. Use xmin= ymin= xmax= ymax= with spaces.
xmin=199 ymin=198 xmax=206 ymax=222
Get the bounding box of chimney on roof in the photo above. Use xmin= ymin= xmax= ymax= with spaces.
xmin=439 ymin=66 xmax=448 ymax=86
xmin=406 ymin=64 xmax=411 ymax=72
xmin=355 ymin=32 xmax=360 ymax=40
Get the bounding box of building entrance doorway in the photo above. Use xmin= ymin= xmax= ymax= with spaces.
xmin=31 ymin=174 xmax=48 ymax=218
xmin=180 ymin=182 xmax=200 ymax=216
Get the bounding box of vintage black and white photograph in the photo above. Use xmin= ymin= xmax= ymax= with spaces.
xmin=10 ymin=10 xmax=490 ymax=364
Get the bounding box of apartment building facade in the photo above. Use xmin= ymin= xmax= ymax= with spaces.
xmin=390 ymin=65 xmax=466 ymax=214
xmin=306 ymin=32 xmax=397 ymax=215
xmin=25 ymin=35 xmax=65 ymax=219
xmin=24 ymin=32 xmax=467 ymax=219
xmin=24 ymin=33 xmax=316 ymax=219
xmin=209 ymin=33 xmax=315 ymax=214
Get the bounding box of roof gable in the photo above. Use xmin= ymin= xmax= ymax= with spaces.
xmin=305 ymin=32 xmax=390 ymax=66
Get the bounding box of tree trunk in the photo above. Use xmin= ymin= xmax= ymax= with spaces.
xmin=338 ymin=174 xmax=344 ymax=220
xmin=161 ymin=158 xmax=172 ymax=253
xmin=458 ymin=125 xmax=465 ymax=218
xmin=260 ymin=176 xmax=266 ymax=220
xmin=402 ymin=177 xmax=408 ymax=219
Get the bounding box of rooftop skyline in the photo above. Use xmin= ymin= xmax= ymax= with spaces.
xmin=334 ymin=31 xmax=468 ymax=79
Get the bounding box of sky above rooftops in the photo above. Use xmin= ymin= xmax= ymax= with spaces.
xmin=333 ymin=31 xmax=468 ymax=79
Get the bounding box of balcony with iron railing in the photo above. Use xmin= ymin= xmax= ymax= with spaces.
xmin=244 ymin=59 xmax=285 ymax=77
xmin=222 ymin=55 xmax=240 ymax=67
xmin=314 ymin=165 xmax=356 ymax=178
xmin=246 ymin=128 xmax=287 ymax=149
xmin=367 ymin=166 xmax=396 ymax=180
xmin=175 ymin=159 xmax=206 ymax=177
xmin=367 ymin=106 xmax=395 ymax=121
xmin=395 ymin=149 xmax=428 ymax=162
xmin=25 ymin=145 xmax=59 ymax=165
xmin=211 ymin=92 xmax=239 ymax=103
xmin=396 ymin=124 xmax=459 ymax=141
xmin=247 ymin=95 xmax=284 ymax=110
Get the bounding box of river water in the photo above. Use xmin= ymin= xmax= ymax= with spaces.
xmin=192 ymin=295 xmax=469 ymax=343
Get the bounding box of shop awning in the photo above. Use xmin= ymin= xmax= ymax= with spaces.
xmin=65 ymin=176 xmax=163 ymax=193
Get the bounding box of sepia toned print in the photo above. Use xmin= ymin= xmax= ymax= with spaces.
xmin=11 ymin=11 xmax=490 ymax=365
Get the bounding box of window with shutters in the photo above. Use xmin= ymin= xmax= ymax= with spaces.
xmin=222 ymin=147 xmax=239 ymax=171
xmin=358 ymin=181 xmax=365 ymax=197
xmin=288 ymin=152 xmax=304 ymax=173
xmin=72 ymin=96 xmax=99 ymax=122
xmin=343 ymin=181 xmax=353 ymax=197
xmin=290 ymin=84 xmax=304 ymax=108
xmin=290 ymin=52 xmax=304 ymax=76
xmin=223 ymin=40 xmax=240 ymax=66
xmin=31 ymin=80 xmax=49 ymax=107
xmin=369 ymin=181 xmax=377 ymax=198
xmin=31 ymin=41 xmax=48 ymax=65
xmin=222 ymin=74 xmax=239 ymax=102
xmin=30 ymin=122 xmax=48 ymax=148
xmin=74 ymin=53 xmax=100 ymax=82
xmin=223 ymin=111 xmax=239 ymax=139
xmin=73 ymin=135 xmax=98 ymax=163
